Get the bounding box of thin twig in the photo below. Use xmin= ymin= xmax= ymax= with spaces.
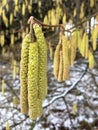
xmin=28 ymin=12 xmax=98 ymax=34
xmin=62 ymin=97 xmax=75 ymax=129
xmin=68 ymin=12 xmax=98 ymax=31
xmin=43 ymin=66 xmax=87 ymax=108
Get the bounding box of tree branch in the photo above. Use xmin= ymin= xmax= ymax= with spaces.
xmin=43 ymin=66 xmax=88 ymax=108
xmin=28 ymin=12 xmax=98 ymax=34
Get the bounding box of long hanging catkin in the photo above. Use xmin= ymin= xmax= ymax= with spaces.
xmin=53 ymin=41 xmax=61 ymax=79
xmin=70 ymin=35 xmax=77 ymax=65
xmin=88 ymin=50 xmax=94 ymax=69
xmin=28 ymin=41 xmax=39 ymax=120
xmin=33 ymin=24 xmax=47 ymax=100
xmin=62 ymin=35 xmax=70 ymax=80
xmin=20 ymin=34 xmax=31 ymax=114
xmin=57 ymin=51 xmax=63 ymax=82
xmin=92 ymin=26 xmax=98 ymax=51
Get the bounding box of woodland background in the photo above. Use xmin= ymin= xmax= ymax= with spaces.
xmin=0 ymin=0 xmax=98 ymax=130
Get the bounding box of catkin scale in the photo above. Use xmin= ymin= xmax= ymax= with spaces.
xmin=28 ymin=42 xmax=39 ymax=120
xmin=20 ymin=34 xmax=31 ymax=114
xmin=33 ymin=24 xmax=47 ymax=100
xmin=37 ymin=98 xmax=43 ymax=117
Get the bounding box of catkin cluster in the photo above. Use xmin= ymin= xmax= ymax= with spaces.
xmin=20 ymin=24 xmax=47 ymax=120
xmin=77 ymin=30 xmax=96 ymax=69
xmin=53 ymin=33 xmax=70 ymax=82
xmin=53 ymin=28 xmax=97 ymax=82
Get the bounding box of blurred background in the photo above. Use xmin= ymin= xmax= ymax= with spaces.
xmin=0 ymin=0 xmax=98 ymax=130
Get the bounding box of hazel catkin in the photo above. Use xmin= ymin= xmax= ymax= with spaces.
xmin=53 ymin=41 xmax=61 ymax=79
xmin=33 ymin=24 xmax=47 ymax=100
xmin=62 ymin=35 xmax=70 ymax=80
xmin=92 ymin=26 xmax=98 ymax=51
xmin=20 ymin=34 xmax=31 ymax=114
xmin=57 ymin=51 xmax=63 ymax=82
xmin=88 ymin=50 xmax=94 ymax=69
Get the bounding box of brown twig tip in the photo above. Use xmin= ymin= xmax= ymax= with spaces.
xmin=28 ymin=16 xmax=34 ymax=24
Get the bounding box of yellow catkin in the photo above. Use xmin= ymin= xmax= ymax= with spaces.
xmin=20 ymin=34 xmax=31 ymax=114
xmin=13 ymin=96 xmax=18 ymax=107
xmin=62 ymin=14 xmax=66 ymax=24
xmin=1 ymin=33 xmax=5 ymax=47
xmin=49 ymin=47 xmax=53 ymax=60
xmin=0 ymin=7 xmax=2 ymax=17
xmin=57 ymin=51 xmax=63 ymax=82
xmin=6 ymin=4 xmax=9 ymax=12
xmin=2 ymin=0 xmax=7 ymax=6
xmin=70 ymin=35 xmax=77 ymax=65
xmin=88 ymin=50 xmax=94 ymax=69
xmin=28 ymin=5 xmax=32 ymax=13
xmin=25 ymin=0 xmax=28 ymax=5
xmin=18 ymin=32 xmax=21 ymax=40
xmin=81 ymin=33 xmax=87 ymax=57
xmin=33 ymin=24 xmax=47 ymax=100
xmin=48 ymin=42 xmax=53 ymax=60
xmin=51 ymin=9 xmax=57 ymax=25
xmin=30 ymin=0 xmax=33 ymax=5
xmin=77 ymin=30 xmax=82 ymax=52
xmin=73 ymin=8 xmax=77 ymax=17
xmin=16 ymin=5 xmax=19 ymax=12
xmin=6 ymin=121 xmax=10 ymax=130
xmin=43 ymin=15 xmax=49 ymax=24
xmin=72 ymin=103 xmax=78 ymax=115
xmin=90 ymin=0 xmax=94 ymax=7
xmin=28 ymin=42 xmax=39 ymax=120
xmin=80 ymin=2 xmax=84 ymax=19
xmin=22 ymin=32 xmax=26 ymax=39
xmin=37 ymin=99 xmax=43 ymax=117
xmin=10 ymin=13 xmax=13 ymax=25
xmin=62 ymin=35 xmax=70 ymax=80
xmin=92 ymin=27 xmax=98 ymax=51
xmin=10 ymin=33 xmax=14 ymax=45
xmin=14 ymin=0 xmax=18 ymax=5
xmin=53 ymin=42 xmax=61 ymax=79
xmin=2 ymin=10 xmax=8 ymax=27
xmin=22 ymin=3 xmax=26 ymax=16
xmin=13 ymin=60 xmax=17 ymax=79
xmin=68 ymin=41 xmax=71 ymax=66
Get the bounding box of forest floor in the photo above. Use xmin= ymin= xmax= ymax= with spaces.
xmin=0 ymin=43 xmax=98 ymax=130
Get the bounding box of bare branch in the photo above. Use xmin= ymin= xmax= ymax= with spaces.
xmin=43 ymin=66 xmax=88 ymax=108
